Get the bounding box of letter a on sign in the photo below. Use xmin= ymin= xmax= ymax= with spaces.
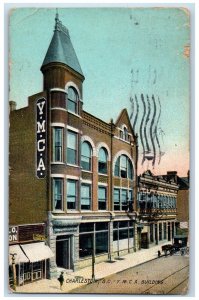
xmin=36 ymin=98 xmax=47 ymax=178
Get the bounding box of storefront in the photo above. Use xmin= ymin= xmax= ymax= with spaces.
xmin=9 ymin=224 xmax=54 ymax=287
xmin=9 ymin=242 xmax=54 ymax=286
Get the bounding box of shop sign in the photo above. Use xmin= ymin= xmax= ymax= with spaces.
xmin=36 ymin=98 xmax=47 ymax=178
xmin=33 ymin=234 xmax=46 ymax=241
xmin=9 ymin=226 xmax=18 ymax=243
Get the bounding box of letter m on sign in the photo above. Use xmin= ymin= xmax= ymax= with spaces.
xmin=36 ymin=97 xmax=47 ymax=179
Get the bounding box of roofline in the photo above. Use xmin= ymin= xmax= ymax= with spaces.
xmin=40 ymin=61 xmax=85 ymax=81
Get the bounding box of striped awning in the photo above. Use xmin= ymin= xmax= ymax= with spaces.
xmin=21 ymin=242 xmax=54 ymax=263
xmin=9 ymin=245 xmax=29 ymax=265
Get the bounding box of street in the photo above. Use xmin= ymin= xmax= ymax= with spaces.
xmin=71 ymin=255 xmax=189 ymax=295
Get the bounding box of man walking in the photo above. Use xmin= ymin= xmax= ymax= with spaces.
xmin=58 ymin=271 xmax=64 ymax=290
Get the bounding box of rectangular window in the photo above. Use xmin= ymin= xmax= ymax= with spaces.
xmin=96 ymin=222 xmax=108 ymax=231
xmin=79 ymin=233 xmax=93 ymax=257
xmin=114 ymin=189 xmax=120 ymax=211
xmin=121 ymin=189 xmax=128 ymax=211
xmin=119 ymin=229 xmax=128 ymax=240
xmin=129 ymin=189 xmax=133 ymax=211
xmin=79 ymin=223 xmax=94 ymax=233
xmin=96 ymin=232 xmax=108 ymax=254
xmin=98 ymin=186 xmax=106 ymax=210
xmin=53 ymin=178 xmax=63 ymax=210
xmin=159 ymin=223 xmax=162 ymax=241
xmin=81 ymin=184 xmax=91 ymax=210
xmin=67 ymin=180 xmax=77 ymax=210
xmin=150 ymin=223 xmax=154 ymax=242
xmin=67 ymin=131 xmax=77 ymax=165
xmin=53 ymin=128 xmax=63 ymax=162
xmin=163 ymin=222 xmax=167 ymax=239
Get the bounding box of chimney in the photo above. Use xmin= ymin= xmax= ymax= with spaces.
xmin=167 ymin=171 xmax=177 ymax=183
xmin=9 ymin=101 xmax=17 ymax=112
xmin=187 ymin=170 xmax=190 ymax=183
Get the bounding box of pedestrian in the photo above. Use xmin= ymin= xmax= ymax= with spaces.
xmin=58 ymin=271 xmax=64 ymax=290
xmin=158 ymin=250 xmax=161 ymax=258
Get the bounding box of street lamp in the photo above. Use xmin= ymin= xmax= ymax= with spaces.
xmin=10 ymin=253 xmax=17 ymax=291
xmin=91 ymin=234 xmax=95 ymax=282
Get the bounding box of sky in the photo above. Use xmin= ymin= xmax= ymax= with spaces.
xmin=9 ymin=7 xmax=190 ymax=177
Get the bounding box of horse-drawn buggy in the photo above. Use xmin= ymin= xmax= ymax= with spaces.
xmin=161 ymin=235 xmax=189 ymax=256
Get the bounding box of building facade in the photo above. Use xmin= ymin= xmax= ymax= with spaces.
xmin=9 ymin=14 xmax=139 ymax=282
xmin=137 ymin=170 xmax=178 ymax=249
xmin=165 ymin=171 xmax=189 ymax=234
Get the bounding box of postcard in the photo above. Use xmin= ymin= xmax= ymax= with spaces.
xmin=8 ymin=7 xmax=190 ymax=295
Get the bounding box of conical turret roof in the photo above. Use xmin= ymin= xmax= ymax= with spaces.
xmin=41 ymin=13 xmax=84 ymax=77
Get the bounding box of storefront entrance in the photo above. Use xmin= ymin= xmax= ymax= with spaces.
xmin=56 ymin=235 xmax=72 ymax=269
xmin=141 ymin=233 xmax=149 ymax=249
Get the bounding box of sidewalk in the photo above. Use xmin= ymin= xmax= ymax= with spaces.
xmin=14 ymin=242 xmax=171 ymax=294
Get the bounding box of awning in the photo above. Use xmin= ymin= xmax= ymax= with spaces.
xmin=9 ymin=245 xmax=29 ymax=265
xmin=21 ymin=242 xmax=54 ymax=263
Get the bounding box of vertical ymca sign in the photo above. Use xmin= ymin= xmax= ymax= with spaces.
xmin=36 ymin=98 xmax=47 ymax=178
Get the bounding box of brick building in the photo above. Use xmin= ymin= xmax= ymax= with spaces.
xmin=137 ymin=170 xmax=178 ymax=249
xmin=9 ymin=13 xmax=139 ymax=284
xmin=165 ymin=171 xmax=189 ymax=233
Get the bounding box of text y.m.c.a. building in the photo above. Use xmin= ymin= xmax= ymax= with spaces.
xmin=9 ymin=13 xmax=139 ymax=285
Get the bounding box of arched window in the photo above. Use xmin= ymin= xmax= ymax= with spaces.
xmin=81 ymin=142 xmax=92 ymax=171
xmin=123 ymin=127 xmax=128 ymax=141
xmin=114 ymin=154 xmax=133 ymax=179
xmin=98 ymin=147 xmax=108 ymax=174
xmin=67 ymin=87 xmax=78 ymax=113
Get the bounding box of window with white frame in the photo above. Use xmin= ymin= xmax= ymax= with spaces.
xmin=67 ymin=180 xmax=77 ymax=210
xmin=114 ymin=154 xmax=133 ymax=179
xmin=121 ymin=189 xmax=128 ymax=211
xmin=53 ymin=127 xmax=63 ymax=162
xmin=81 ymin=141 xmax=92 ymax=171
xmin=53 ymin=178 xmax=63 ymax=210
xmin=114 ymin=188 xmax=120 ymax=211
xmin=114 ymin=188 xmax=132 ymax=211
xmin=129 ymin=189 xmax=134 ymax=211
xmin=81 ymin=184 xmax=91 ymax=210
xmin=119 ymin=125 xmax=130 ymax=142
xmin=67 ymin=87 xmax=78 ymax=114
xmin=98 ymin=186 xmax=107 ymax=210
xmin=98 ymin=147 xmax=108 ymax=174
xmin=67 ymin=131 xmax=78 ymax=165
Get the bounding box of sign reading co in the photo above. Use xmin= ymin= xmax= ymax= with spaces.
xmin=36 ymin=98 xmax=47 ymax=178
xmin=9 ymin=226 xmax=18 ymax=243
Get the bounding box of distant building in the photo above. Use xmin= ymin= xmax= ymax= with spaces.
xmin=9 ymin=13 xmax=139 ymax=285
xmin=137 ymin=170 xmax=178 ymax=249
xmin=165 ymin=171 xmax=189 ymax=233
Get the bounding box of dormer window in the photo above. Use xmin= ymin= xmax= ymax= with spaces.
xmin=67 ymin=87 xmax=78 ymax=114
xmin=119 ymin=125 xmax=130 ymax=142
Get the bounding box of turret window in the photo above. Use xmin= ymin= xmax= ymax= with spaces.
xmin=67 ymin=87 xmax=78 ymax=114
xmin=53 ymin=127 xmax=63 ymax=162
xmin=53 ymin=178 xmax=63 ymax=211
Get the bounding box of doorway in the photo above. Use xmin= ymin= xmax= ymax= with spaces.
xmin=141 ymin=233 xmax=149 ymax=249
xmin=56 ymin=235 xmax=72 ymax=269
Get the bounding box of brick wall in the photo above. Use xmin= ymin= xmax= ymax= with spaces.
xmin=9 ymin=92 xmax=48 ymax=225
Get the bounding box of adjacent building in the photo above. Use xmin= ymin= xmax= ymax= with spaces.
xmin=9 ymin=13 xmax=139 ymax=284
xmin=165 ymin=171 xmax=189 ymax=234
xmin=137 ymin=170 xmax=178 ymax=249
